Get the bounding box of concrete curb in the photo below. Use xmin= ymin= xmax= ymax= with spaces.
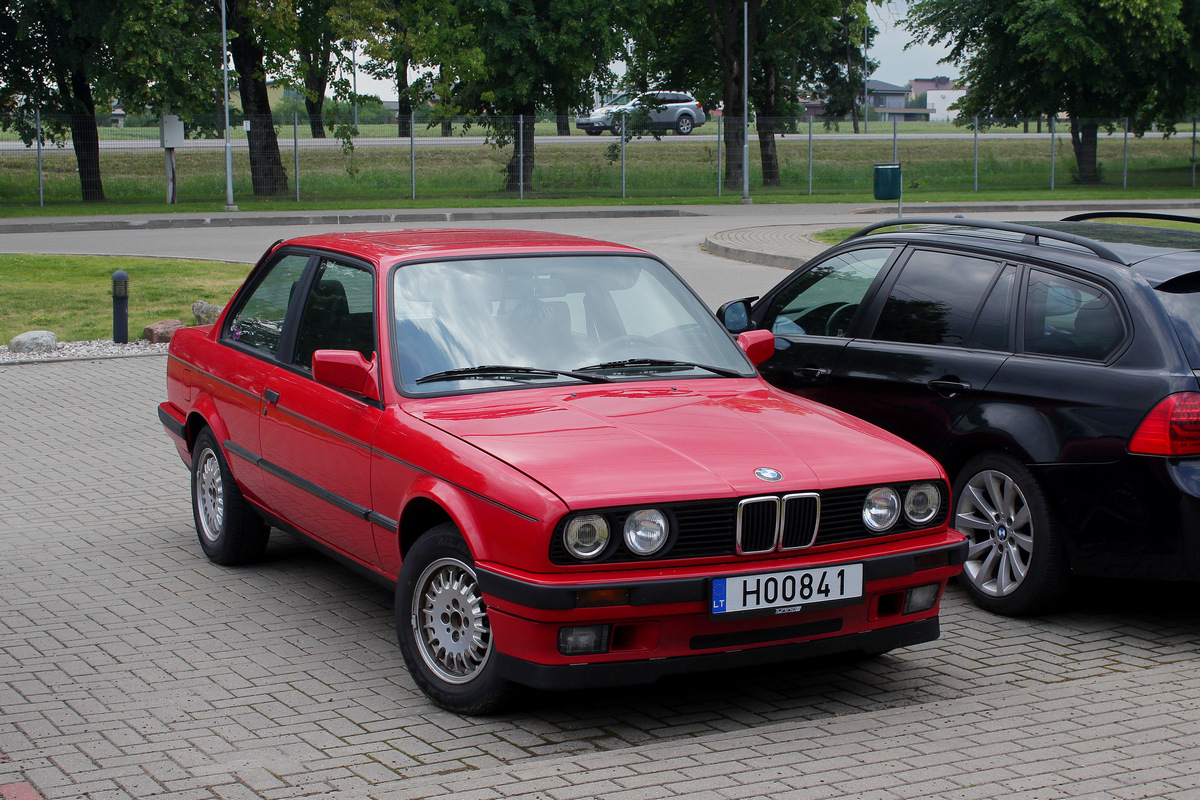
xmin=0 ymin=207 xmax=696 ymax=235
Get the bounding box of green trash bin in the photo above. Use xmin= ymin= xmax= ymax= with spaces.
xmin=873 ymin=163 xmax=902 ymax=201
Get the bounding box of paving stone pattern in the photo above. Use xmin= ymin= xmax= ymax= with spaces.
xmin=1 ymin=357 xmax=1199 ymax=799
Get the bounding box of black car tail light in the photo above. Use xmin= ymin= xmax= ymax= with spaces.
xmin=1129 ymin=392 xmax=1200 ymax=456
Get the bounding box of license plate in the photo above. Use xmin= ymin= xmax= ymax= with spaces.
xmin=711 ymin=563 xmax=864 ymax=617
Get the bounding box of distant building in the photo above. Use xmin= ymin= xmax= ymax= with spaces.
xmin=909 ymin=77 xmax=967 ymax=122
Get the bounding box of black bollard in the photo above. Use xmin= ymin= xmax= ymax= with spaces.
xmin=112 ymin=270 xmax=129 ymax=344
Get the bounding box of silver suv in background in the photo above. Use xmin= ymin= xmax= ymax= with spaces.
xmin=576 ymin=91 xmax=707 ymax=136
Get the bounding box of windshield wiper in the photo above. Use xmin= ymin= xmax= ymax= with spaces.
xmin=415 ymin=364 xmax=613 ymax=385
xmin=576 ymin=358 xmax=743 ymax=378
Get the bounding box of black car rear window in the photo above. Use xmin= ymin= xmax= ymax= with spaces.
xmin=1155 ymin=290 xmax=1200 ymax=370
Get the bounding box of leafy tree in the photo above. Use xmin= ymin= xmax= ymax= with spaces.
xmin=906 ymin=0 xmax=1195 ymax=183
xmin=424 ymin=0 xmax=625 ymax=191
xmin=0 ymin=0 xmax=219 ymax=202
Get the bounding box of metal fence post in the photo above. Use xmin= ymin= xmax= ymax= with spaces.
xmin=808 ymin=116 xmax=813 ymax=196
xmin=1192 ymin=117 xmax=1197 ymax=188
xmin=621 ymin=115 xmax=627 ymax=199
xmin=410 ymin=112 xmax=416 ymax=200
xmin=518 ymin=115 xmax=524 ymax=200
xmin=973 ymin=116 xmax=979 ymax=192
xmin=717 ymin=116 xmax=722 ymax=197
xmin=1050 ymin=116 xmax=1056 ymax=190
xmin=1122 ymin=117 xmax=1129 ymax=189
xmin=36 ymin=109 xmax=44 ymax=207
xmin=294 ymin=113 xmax=300 ymax=202
xmin=893 ymin=118 xmax=898 ymax=162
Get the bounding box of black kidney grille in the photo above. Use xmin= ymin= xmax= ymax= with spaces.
xmin=548 ymin=482 xmax=946 ymax=564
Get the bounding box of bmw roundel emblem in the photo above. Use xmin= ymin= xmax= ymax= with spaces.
xmin=755 ymin=468 xmax=783 ymax=482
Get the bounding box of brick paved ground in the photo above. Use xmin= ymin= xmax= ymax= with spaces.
xmin=2 ymin=356 xmax=1199 ymax=800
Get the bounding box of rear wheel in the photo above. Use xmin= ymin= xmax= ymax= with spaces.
xmin=675 ymin=115 xmax=695 ymax=135
xmin=191 ymin=428 xmax=270 ymax=565
xmin=953 ymin=452 xmax=1067 ymax=615
xmin=395 ymin=523 xmax=515 ymax=714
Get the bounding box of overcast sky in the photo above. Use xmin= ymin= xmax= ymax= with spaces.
xmin=349 ymin=1 xmax=958 ymax=101
xmin=869 ymin=1 xmax=957 ymax=87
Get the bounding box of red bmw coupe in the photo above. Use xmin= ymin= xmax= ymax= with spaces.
xmin=159 ymin=229 xmax=965 ymax=714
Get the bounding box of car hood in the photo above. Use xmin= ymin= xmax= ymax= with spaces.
xmin=404 ymin=381 xmax=940 ymax=509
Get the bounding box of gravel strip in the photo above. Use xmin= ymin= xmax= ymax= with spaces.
xmin=0 ymin=339 xmax=170 ymax=365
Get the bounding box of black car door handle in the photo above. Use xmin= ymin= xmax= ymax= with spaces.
xmin=264 ymin=389 xmax=280 ymax=404
xmin=793 ymin=367 xmax=830 ymax=382
xmin=928 ymin=379 xmax=970 ymax=398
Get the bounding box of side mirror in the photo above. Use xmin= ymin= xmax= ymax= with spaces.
xmin=737 ymin=329 xmax=776 ymax=366
xmin=312 ymin=350 xmax=381 ymax=402
xmin=717 ymin=297 xmax=756 ymax=333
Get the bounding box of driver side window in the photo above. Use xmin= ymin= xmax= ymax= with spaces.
xmin=766 ymin=247 xmax=894 ymax=338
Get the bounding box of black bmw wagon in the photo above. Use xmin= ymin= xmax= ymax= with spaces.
xmin=720 ymin=213 xmax=1200 ymax=616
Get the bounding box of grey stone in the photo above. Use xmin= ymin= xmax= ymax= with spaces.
xmin=8 ymin=330 xmax=57 ymax=354
xmin=142 ymin=319 xmax=185 ymax=343
xmin=192 ymin=300 xmax=223 ymax=325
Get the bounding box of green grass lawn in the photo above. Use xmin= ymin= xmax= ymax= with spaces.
xmin=0 ymin=254 xmax=250 ymax=343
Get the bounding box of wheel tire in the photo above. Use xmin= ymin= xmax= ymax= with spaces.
xmin=675 ymin=115 xmax=694 ymax=135
xmin=585 ymin=129 xmax=602 ymax=136
xmin=395 ymin=523 xmax=514 ymax=714
xmin=191 ymin=428 xmax=270 ymax=565
xmin=953 ymin=452 xmax=1067 ymax=616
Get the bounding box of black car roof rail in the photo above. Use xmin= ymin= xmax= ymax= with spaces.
xmin=845 ymin=216 xmax=1126 ymax=265
xmin=1061 ymin=211 xmax=1200 ymax=226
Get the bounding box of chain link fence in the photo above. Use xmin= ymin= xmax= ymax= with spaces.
xmin=1 ymin=112 xmax=1197 ymax=207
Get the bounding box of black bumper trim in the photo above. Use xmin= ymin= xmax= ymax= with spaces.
xmin=495 ymin=617 xmax=939 ymax=691
xmin=477 ymin=539 xmax=967 ymax=612
xmin=158 ymin=405 xmax=186 ymax=440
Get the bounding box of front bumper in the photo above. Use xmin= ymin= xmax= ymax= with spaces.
xmin=477 ymin=536 xmax=966 ymax=691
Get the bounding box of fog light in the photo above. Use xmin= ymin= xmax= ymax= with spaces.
xmin=558 ymin=625 xmax=611 ymax=656
xmin=903 ymin=583 xmax=941 ymax=615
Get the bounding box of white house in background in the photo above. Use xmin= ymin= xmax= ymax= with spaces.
xmin=910 ymin=77 xmax=967 ymax=122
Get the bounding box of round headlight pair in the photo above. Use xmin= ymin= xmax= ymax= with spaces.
xmin=563 ymin=509 xmax=669 ymax=559
xmin=862 ymin=483 xmax=941 ymax=533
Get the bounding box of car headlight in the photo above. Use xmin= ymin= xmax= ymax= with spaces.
xmin=623 ymin=509 xmax=669 ymax=556
xmin=863 ymin=487 xmax=901 ymax=532
xmin=904 ymin=483 xmax=941 ymax=526
xmin=564 ymin=514 xmax=609 ymax=559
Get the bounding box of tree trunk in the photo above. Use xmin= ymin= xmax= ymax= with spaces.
xmin=754 ymin=55 xmax=780 ymax=187
xmin=225 ymin=0 xmax=289 ymax=197
xmin=1070 ymin=116 xmax=1101 ymax=183
xmin=67 ymin=70 xmax=104 ymax=202
xmin=305 ymin=95 xmax=326 ymax=138
xmin=301 ymin=44 xmax=330 ymax=138
xmin=756 ymin=117 xmax=779 ymax=187
xmin=709 ymin=0 xmax=759 ymax=188
xmin=504 ymin=103 xmax=536 ymax=192
xmin=555 ymin=108 xmax=571 ymax=136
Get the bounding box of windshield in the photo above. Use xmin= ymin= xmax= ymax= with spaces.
xmin=390 ymin=254 xmax=754 ymax=393
xmin=607 ymin=93 xmax=634 ymax=106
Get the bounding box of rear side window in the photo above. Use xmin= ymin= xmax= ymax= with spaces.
xmin=871 ymin=251 xmax=1004 ymax=346
xmin=1023 ymin=270 xmax=1124 ymax=361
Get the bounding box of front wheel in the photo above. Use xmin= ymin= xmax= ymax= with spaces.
xmin=395 ymin=523 xmax=514 ymax=714
xmin=953 ymin=452 xmax=1067 ymax=615
xmin=191 ymin=428 xmax=270 ymax=565
xmin=675 ymin=115 xmax=694 ymax=135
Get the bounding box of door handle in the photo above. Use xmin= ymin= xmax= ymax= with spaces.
xmin=793 ymin=367 xmax=830 ymax=382
xmin=264 ymin=389 xmax=280 ymax=404
xmin=928 ymin=379 xmax=970 ymax=398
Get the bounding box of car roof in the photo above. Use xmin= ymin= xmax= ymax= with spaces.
xmin=847 ymin=216 xmax=1200 ymax=287
xmin=279 ymin=228 xmax=648 ymax=264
